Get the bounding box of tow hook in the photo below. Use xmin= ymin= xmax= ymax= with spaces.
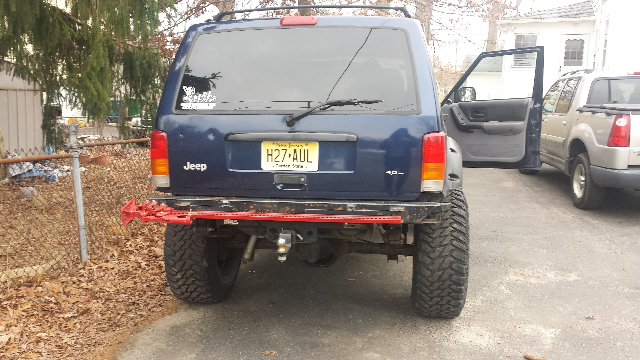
xmin=277 ymin=230 xmax=296 ymax=262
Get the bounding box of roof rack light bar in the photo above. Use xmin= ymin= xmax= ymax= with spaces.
xmin=211 ymin=5 xmax=412 ymax=22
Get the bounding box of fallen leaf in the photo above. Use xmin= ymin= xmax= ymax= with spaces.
xmin=346 ymin=278 xmax=356 ymax=281
xmin=0 ymin=334 xmax=13 ymax=347
xmin=58 ymin=312 xmax=77 ymax=319
xmin=524 ymin=354 xmax=545 ymax=360
xmin=51 ymin=282 xmax=63 ymax=294
xmin=53 ymin=293 xmax=66 ymax=305
xmin=262 ymin=350 xmax=277 ymax=356
xmin=21 ymin=353 xmax=41 ymax=358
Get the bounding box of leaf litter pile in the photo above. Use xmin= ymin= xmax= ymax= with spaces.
xmin=1 ymin=144 xmax=177 ymax=359
xmin=0 ymin=226 xmax=176 ymax=359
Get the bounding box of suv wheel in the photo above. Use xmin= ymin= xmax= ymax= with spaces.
xmin=411 ymin=189 xmax=470 ymax=318
xmin=571 ymin=153 xmax=605 ymax=209
xmin=164 ymin=224 xmax=243 ymax=303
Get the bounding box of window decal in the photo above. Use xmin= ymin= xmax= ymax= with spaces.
xmin=180 ymin=86 xmax=217 ymax=110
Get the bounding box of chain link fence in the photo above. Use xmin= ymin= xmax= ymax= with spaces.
xmin=0 ymin=148 xmax=78 ymax=283
xmin=0 ymin=125 xmax=162 ymax=292
xmin=79 ymin=142 xmax=164 ymax=259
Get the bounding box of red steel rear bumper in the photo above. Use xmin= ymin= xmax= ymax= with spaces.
xmin=121 ymin=198 xmax=403 ymax=226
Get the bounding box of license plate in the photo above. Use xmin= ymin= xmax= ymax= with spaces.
xmin=261 ymin=142 xmax=318 ymax=171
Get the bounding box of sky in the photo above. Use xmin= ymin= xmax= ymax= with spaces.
xmin=177 ymin=0 xmax=590 ymax=66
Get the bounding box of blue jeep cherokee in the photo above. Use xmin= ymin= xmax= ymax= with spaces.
xmin=122 ymin=5 xmax=544 ymax=318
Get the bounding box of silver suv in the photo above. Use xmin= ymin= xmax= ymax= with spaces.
xmin=520 ymin=70 xmax=640 ymax=209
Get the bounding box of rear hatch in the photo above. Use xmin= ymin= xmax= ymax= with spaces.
xmin=158 ymin=19 xmax=437 ymax=201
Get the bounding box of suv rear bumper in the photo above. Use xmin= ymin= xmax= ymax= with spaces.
xmin=591 ymin=165 xmax=640 ymax=189
xmin=121 ymin=196 xmax=444 ymax=226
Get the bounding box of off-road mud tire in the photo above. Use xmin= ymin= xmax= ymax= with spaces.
xmin=411 ymin=189 xmax=470 ymax=318
xmin=164 ymin=224 xmax=242 ymax=303
xmin=571 ymin=153 xmax=605 ymax=210
xmin=518 ymin=168 xmax=540 ymax=175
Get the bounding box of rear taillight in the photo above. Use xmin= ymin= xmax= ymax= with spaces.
xmin=607 ymin=115 xmax=630 ymax=147
xmin=280 ymin=16 xmax=317 ymax=26
xmin=150 ymin=130 xmax=170 ymax=187
xmin=421 ymin=131 xmax=446 ymax=192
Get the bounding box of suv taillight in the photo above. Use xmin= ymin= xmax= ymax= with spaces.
xmin=607 ymin=115 xmax=630 ymax=147
xmin=421 ymin=131 xmax=446 ymax=192
xmin=150 ymin=130 xmax=170 ymax=187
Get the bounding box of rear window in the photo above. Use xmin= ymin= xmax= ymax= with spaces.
xmin=174 ymin=27 xmax=419 ymax=114
xmin=588 ymin=77 xmax=640 ymax=105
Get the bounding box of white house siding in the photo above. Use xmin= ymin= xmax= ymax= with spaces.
xmin=465 ymin=62 xmax=538 ymax=101
xmin=501 ymin=60 xmax=539 ymax=98
xmin=0 ymin=70 xmax=44 ymax=152
xmin=499 ymin=20 xmax=596 ymax=92
xmin=592 ymin=0 xmax=640 ymax=72
xmin=465 ymin=73 xmax=504 ymax=100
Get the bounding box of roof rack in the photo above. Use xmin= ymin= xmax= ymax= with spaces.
xmin=210 ymin=5 xmax=412 ymax=22
xmin=561 ymin=69 xmax=594 ymax=77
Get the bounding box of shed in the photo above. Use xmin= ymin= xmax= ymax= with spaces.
xmin=0 ymin=67 xmax=44 ymax=153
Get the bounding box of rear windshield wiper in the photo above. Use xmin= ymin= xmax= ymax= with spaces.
xmin=286 ymin=99 xmax=382 ymax=127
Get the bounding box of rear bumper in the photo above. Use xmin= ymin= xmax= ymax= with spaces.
xmin=590 ymin=166 xmax=640 ymax=189
xmin=121 ymin=196 xmax=444 ymax=226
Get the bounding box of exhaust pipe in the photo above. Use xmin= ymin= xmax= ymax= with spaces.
xmin=242 ymin=235 xmax=258 ymax=263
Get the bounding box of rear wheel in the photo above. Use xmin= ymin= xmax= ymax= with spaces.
xmin=164 ymin=224 xmax=243 ymax=303
xmin=571 ymin=153 xmax=605 ymax=210
xmin=411 ymin=189 xmax=470 ymax=318
xmin=518 ymin=168 xmax=539 ymax=175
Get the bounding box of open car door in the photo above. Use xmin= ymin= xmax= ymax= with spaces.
xmin=442 ymin=46 xmax=544 ymax=169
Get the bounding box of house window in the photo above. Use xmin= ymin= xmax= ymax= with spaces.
xmin=564 ymin=39 xmax=585 ymax=66
xmin=513 ymin=34 xmax=537 ymax=67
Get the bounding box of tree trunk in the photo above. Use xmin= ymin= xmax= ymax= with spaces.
xmin=485 ymin=0 xmax=522 ymax=51
xmin=485 ymin=0 xmax=499 ymax=51
xmin=298 ymin=0 xmax=313 ymax=16
xmin=374 ymin=0 xmax=390 ymax=16
xmin=215 ymin=0 xmax=236 ymax=20
xmin=416 ymin=0 xmax=434 ymax=45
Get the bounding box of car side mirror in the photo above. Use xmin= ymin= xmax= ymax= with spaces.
xmin=458 ymin=87 xmax=476 ymax=102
